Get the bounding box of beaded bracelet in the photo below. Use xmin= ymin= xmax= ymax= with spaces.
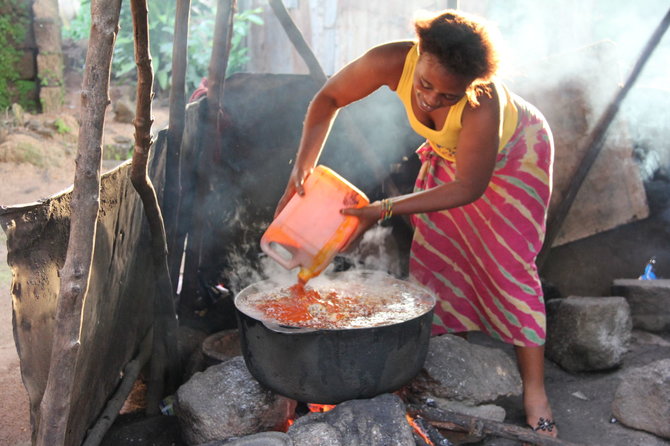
xmin=379 ymin=199 xmax=393 ymax=222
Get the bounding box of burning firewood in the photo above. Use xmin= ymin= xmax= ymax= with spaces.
xmin=407 ymin=404 xmax=591 ymax=446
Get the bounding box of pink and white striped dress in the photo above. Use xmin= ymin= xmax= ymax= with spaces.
xmin=409 ymin=98 xmax=554 ymax=346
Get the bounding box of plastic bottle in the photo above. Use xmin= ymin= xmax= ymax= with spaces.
xmin=639 ymin=257 xmax=657 ymax=280
xmin=261 ymin=165 xmax=369 ymax=282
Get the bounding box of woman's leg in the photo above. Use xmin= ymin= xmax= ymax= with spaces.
xmin=514 ymin=345 xmax=557 ymax=437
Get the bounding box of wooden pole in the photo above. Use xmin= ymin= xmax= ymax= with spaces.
xmin=207 ymin=0 xmax=237 ymax=116
xmin=35 ymin=1 xmax=122 ymax=444
xmin=179 ymin=0 xmax=236 ymax=302
xmin=267 ymin=0 xmax=326 ymax=82
xmin=537 ymin=7 xmax=670 ymax=269
xmin=129 ymin=0 xmax=182 ymax=415
xmin=165 ymin=0 xmax=192 ymax=293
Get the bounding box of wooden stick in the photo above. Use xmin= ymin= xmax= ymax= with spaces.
xmin=267 ymin=0 xmax=327 ymax=82
xmin=206 ymin=0 xmax=237 ymax=116
xmin=180 ymin=0 xmax=236 ymax=301
xmin=81 ymin=329 xmax=152 ymax=446
xmin=537 ymin=7 xmax=670 ymax=269
xmin=409 ymin=405 xmax=591 ymax=446
xmin=165 ymin=0 xmax=192 ymax=292
xmin=129 ymin=0 xmax=181 ymax=415
xmin=35 ymin=1 xmax=122 ymax=444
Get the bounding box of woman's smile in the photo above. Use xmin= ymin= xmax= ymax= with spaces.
xmin=416 ymin=91 xmax=441 ymax=112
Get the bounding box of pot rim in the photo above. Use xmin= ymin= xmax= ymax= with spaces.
xmin=234 ymin=269 xmax=436 ymax=333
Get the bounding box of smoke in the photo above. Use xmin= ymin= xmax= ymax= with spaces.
xmin=479 ymin=0 xmax=670 ymax=180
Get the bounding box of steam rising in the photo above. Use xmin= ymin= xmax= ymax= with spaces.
xmin=341 ymin=225 xmax=404 ymax=278
xmin=222 ymin=221 xmax=405 ymax=293
xmin=482 ymin=0 xmax=670 ymax=180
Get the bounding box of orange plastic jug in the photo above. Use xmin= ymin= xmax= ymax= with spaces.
xmin=261 ymin=165 xmax=370 ymax=282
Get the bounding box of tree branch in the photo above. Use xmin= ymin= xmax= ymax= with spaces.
xmin=35 ymin=1 xmax=122 ymax=445
xmin=129 ymin=0 xmax=181 ymax=415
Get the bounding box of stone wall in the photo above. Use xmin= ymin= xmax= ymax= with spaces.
xmin=0 ymin=0 xmax=64 ymax=112
xmin=32 ymin=0 xmax=65 ymax=112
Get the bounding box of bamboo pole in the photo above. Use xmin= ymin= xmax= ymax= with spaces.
xmin=35 ymin=1 xmax=122 ymax=444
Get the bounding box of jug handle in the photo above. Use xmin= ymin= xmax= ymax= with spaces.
xmin=260 ymin=238 xmax=300 ymax=271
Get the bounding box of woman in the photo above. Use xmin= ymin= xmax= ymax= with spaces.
xmin=275 ymin=9 xmax=556 ymax=437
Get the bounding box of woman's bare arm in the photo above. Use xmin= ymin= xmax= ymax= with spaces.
xmin=274 ymin=42 xmax=412 ymax=217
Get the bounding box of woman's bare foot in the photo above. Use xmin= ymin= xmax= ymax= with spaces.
xmin=524 ymin=391 xmax=557 ymax=438
xmin=514 ymin=345 xmax=558 ymax=438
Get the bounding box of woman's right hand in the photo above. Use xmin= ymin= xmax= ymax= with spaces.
xmin=274 ymin=166 xmax=313 ymax=218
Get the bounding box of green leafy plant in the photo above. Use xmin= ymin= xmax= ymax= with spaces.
xmin=13 ymin=80 xmax=37 ymax=112
xmin=62 ymin=1 xmax=264 ymax=95
xmin=53 ymin=118 xmax=72 ymax=135
xmin=0 ymin=9 xmax=28 ymax=109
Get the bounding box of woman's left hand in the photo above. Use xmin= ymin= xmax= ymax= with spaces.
xmin=339 ymin=201 xmax=384 ymax=251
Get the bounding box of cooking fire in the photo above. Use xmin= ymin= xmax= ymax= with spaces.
xmin=281 ymin=397 xmax=450 ymax=446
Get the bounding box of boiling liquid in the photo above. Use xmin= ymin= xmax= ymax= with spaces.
xmin=247 ymin=280 xmax=433 ymax=330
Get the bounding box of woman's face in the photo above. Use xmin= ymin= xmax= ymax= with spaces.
xmin=413 ymin=51 xmax=472 ymax=113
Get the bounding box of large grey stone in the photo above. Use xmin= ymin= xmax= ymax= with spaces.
xmin=288 ymin=393 xmax=414 ymax=446
xmin=611 ymin=279 xmax=670 ymax=332
xmin=612 ymin=359 xmax=670 ymax=439
xmin=414 ymin=334 xmax=522 ymax=405
xmin=176 ymin=356 xmax=296 ymax=445
xmin=546 ymin=296 xmax=632 ymax=372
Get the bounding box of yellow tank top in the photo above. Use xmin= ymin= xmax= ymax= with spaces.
xmin=396 ymin=43 xmax=518 ymax=161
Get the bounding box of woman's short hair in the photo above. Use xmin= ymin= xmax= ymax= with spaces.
xmin=415 ymin=10 xmax=500 ymax=103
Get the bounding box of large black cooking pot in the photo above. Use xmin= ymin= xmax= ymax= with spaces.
xmin=234 ymin=270 xmax=436 ymax=404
